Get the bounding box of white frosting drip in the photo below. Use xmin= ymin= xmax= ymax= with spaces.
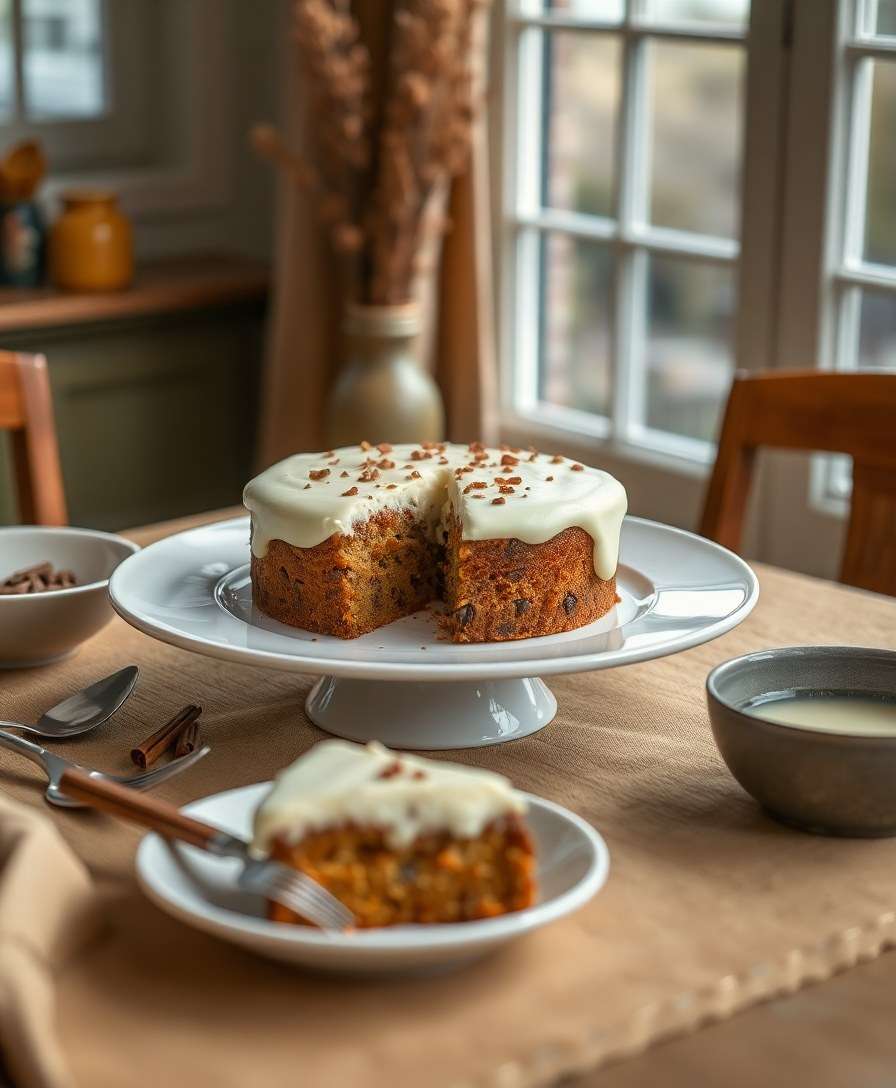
xmin=244 ymin=443 xmax=627 ymax=579
xmin=251 ymin=740 xmax=527 ymax=854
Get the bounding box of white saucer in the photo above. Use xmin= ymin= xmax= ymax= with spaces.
xmin=110 ymin=515 xmax=758 ymax=748
xmin=136 ymin=782 xmax=609 ymax=974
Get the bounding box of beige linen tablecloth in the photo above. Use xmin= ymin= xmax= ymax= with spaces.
xmin=2 ymin=511 xmax=896 ymax=1088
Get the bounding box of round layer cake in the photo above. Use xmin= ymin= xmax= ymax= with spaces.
xmin=243 ymin=441 xmax=627 ymax=642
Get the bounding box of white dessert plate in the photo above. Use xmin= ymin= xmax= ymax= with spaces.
xmin=136 ymin=782 xmax=609 ymax=974
xmin=110 ymin=515 xmax=758 ymax=748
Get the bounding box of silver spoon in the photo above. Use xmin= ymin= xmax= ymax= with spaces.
xmin=3 ymin=666 xmax=138 ymax=739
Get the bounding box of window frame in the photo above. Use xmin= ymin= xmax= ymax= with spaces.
xmin=498 ymin=0 xmax=752 ymax=477
xmin=807 ymin=0 xmax=896 ymax=511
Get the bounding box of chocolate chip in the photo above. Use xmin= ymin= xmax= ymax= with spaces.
xmin=514 ymin=598 xmax=531 ymax=616
xmin=497 ymin=623 xmax=513 ymax=636
xmin=563 ymin=592 xmax=578 ymax=615
xmin=454 ymin=603 xmax=475 ymax=629
xmin=506 ymin=568 xmax=525 ymax=582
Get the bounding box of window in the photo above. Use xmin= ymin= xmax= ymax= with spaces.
xmin=817 ymin=0 xmax=896 ymax=502
xmin=0 ymin=0 xmax=106 ymax=124
xmin=0 ymin=0 xmax=159 ymax=173
xmin=502 ymin=0 xmax=750 ymax=466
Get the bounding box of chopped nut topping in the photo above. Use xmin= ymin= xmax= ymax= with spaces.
xmin=472 ymin=449 xmax=488 ymax=462
xmin=360 ymin=440 xmax=372 ymax=451
xmin=546 ymin=475 xmax=554 ymax=481
xmin=341 ymin=486 xmax=359 ymax=496
xmin=358 ymin=468 xmax=380 ymax=482
xmin=550 ymin=455 xmax=564 ymax=464
xmin=500 ymin=454 xmax=519 ymax=466
xmin=491 ymin=496 xmax=506 ymax=505
xmin=410 ymin=449 xmax=432 ymax=460
xmin=468 ymin=441 xmax=485 ymax=452
xmin=386 ymin=483 xmax=398 ymax=490
xmin=309 ymin=468 xmax=330 ymax=480
xmin=472 ymin=494 xmax=484 ymax=499
xmin=571 ymin=463 xmax=584 ymax=471
xmin=411 ymin=769 xmax=427 ymax=780
xmin=407 ymin=470 xmax=422 ymax=479
xmin=324 ymin=450 xmax=334 ymax=457
xmin=303 ymin=483 xmax=311 ymax=490
xmin=499 ymin=485 xmax=514 ymax=494
xmin=438 ymin=456 xmax=448 ymax=464
xmin=528 ymin=453 xmax=538 ymax=462
xmin=463 ymin=481 xmax=487 ymax=493
xmin=328 ymin=458 xmax=339 ymax=465
xmin=340 ymin=470 xmax=349 ymax=477
xmin=376 ymin=442 xmax=393 ymax=453
xmin=495 ymin=475 xmax=522 ymax=485
xmin=377 ymin=458 xmax=395 ymax=470
xmin=378 ymin=760 xmax=403 ymax=779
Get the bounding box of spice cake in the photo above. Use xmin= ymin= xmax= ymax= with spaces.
xmin=252 ymin=739 xmax=536 ymax=928
xmin=243 ymin=442 xmax=627 ymax=642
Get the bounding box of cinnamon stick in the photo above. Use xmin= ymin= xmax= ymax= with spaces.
xmin=131 ymin=705 xmax=201 ymax=769
xmin=174 ymin=720 xmax=201 ymax=758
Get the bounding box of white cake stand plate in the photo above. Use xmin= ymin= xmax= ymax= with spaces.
xmin=110 ymin=516 xmax=758 ymax=750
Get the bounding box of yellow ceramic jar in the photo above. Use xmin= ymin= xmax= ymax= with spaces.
xmin=49 ymin=190 xmax=133 ymax=292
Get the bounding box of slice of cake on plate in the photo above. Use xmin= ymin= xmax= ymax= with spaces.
xmin=243 ymin=441 xmax=627 ymax=642
xmin=252 ymin=739 xmax=536 ymax=928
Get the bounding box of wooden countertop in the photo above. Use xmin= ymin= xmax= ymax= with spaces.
xmin=0 ymin=254 xmax=269 ymax=333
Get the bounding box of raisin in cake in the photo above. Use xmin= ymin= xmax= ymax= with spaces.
xmin=252 ymin=739 xmax=536 ymax=928
xmin=243 ymin=441 xmax=627 ymax=642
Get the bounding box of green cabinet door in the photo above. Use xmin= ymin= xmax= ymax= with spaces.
xmin=0 ymin=300 xmax=264 ymax=530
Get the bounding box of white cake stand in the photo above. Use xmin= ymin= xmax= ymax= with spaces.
xmin=109 ymin=515 xmax=758 ymax=750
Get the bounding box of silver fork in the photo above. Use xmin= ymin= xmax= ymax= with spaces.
xmin=57 ymin=767 xmax=354 ymax=931
xmin=0 ymin=728 xmax=210 ymax=807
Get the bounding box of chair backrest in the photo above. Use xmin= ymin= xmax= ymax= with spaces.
xmin=699 ymin=369 xmax=896 ymax=596
xmin=0 ymin=351 xmax=67 ymax=525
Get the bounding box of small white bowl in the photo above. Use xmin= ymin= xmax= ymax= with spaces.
xmin=137 ymin=783 xmax=610 ymax=974
xmin=0 ymin=526 xmax=139 ymax=668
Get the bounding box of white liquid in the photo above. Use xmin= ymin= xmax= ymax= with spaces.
xmin=746 ymin=692 xmax=896 ymax=736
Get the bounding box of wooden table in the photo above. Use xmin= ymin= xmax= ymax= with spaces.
xmin=4 ymin=507 xmax=896 ymax=1088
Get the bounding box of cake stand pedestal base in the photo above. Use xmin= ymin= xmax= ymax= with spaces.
xmin=304 ymin=676 xmax=557 ymax=750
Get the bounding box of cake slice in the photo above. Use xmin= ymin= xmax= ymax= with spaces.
xmin=252 ymin=740 xmax=537 ymax=928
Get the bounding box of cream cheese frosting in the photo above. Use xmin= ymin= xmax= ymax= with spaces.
xmin=243 ymin=442 xmax=627 ymax=579
xmin=251 ymin=739 xmax=527 ymax=854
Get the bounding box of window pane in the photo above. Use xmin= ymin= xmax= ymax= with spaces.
xmin=546 ymin=0 xmax=625 ymax=18
xmin=867 ymin=0 xmax=896 ymax=35
xmin=645 ymin=256 xmax=735 ymax=441
xmin=863 ymin=61 xmax=896 ymax=266
xmin=0 ymin=0 xmax=14 ymax=120
xmin=23 ymin=0 xmax=105 ymax=119
xmin=542 ymin=31 xmax=620 ymax=219
xmin=859 ymin=289 xmax=896 ymax=369
xmin=648 ymin=41 xmax=745 ymax=238
xmin=539 ymin=233 xmax=613 ymax=415
xmin=645 ymin=0 xmax=750 ymax=28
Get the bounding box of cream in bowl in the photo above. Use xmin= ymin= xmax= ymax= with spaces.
xmin=707 ymin=646 xmax=896 ymax=837
xmin=743 ymin=690 xmax=896 ymax=736
xmin=0 ymin=526 xmax=139 ymax=668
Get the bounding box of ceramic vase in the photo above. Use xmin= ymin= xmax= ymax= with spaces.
xmin=325 ymin=302 xmax=445 ymax=446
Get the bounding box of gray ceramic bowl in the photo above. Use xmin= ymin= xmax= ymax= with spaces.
xmin=0 ymin=526 xmax=139 ymax=668
xmin=707 ymin=646 xmax=896 ymax=837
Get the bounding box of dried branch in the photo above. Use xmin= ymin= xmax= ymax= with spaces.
xmin=251 ymin=0 xmax=491 ymax=305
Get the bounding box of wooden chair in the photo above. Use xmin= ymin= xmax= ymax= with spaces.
xmin=0 ymin=351 xmax=67 ymax=525
xmin=699 ymin=369 xmax=896 ymax=597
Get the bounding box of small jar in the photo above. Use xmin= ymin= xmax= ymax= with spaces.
xmin=49 ymin=189 xmax=133 ymax=292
